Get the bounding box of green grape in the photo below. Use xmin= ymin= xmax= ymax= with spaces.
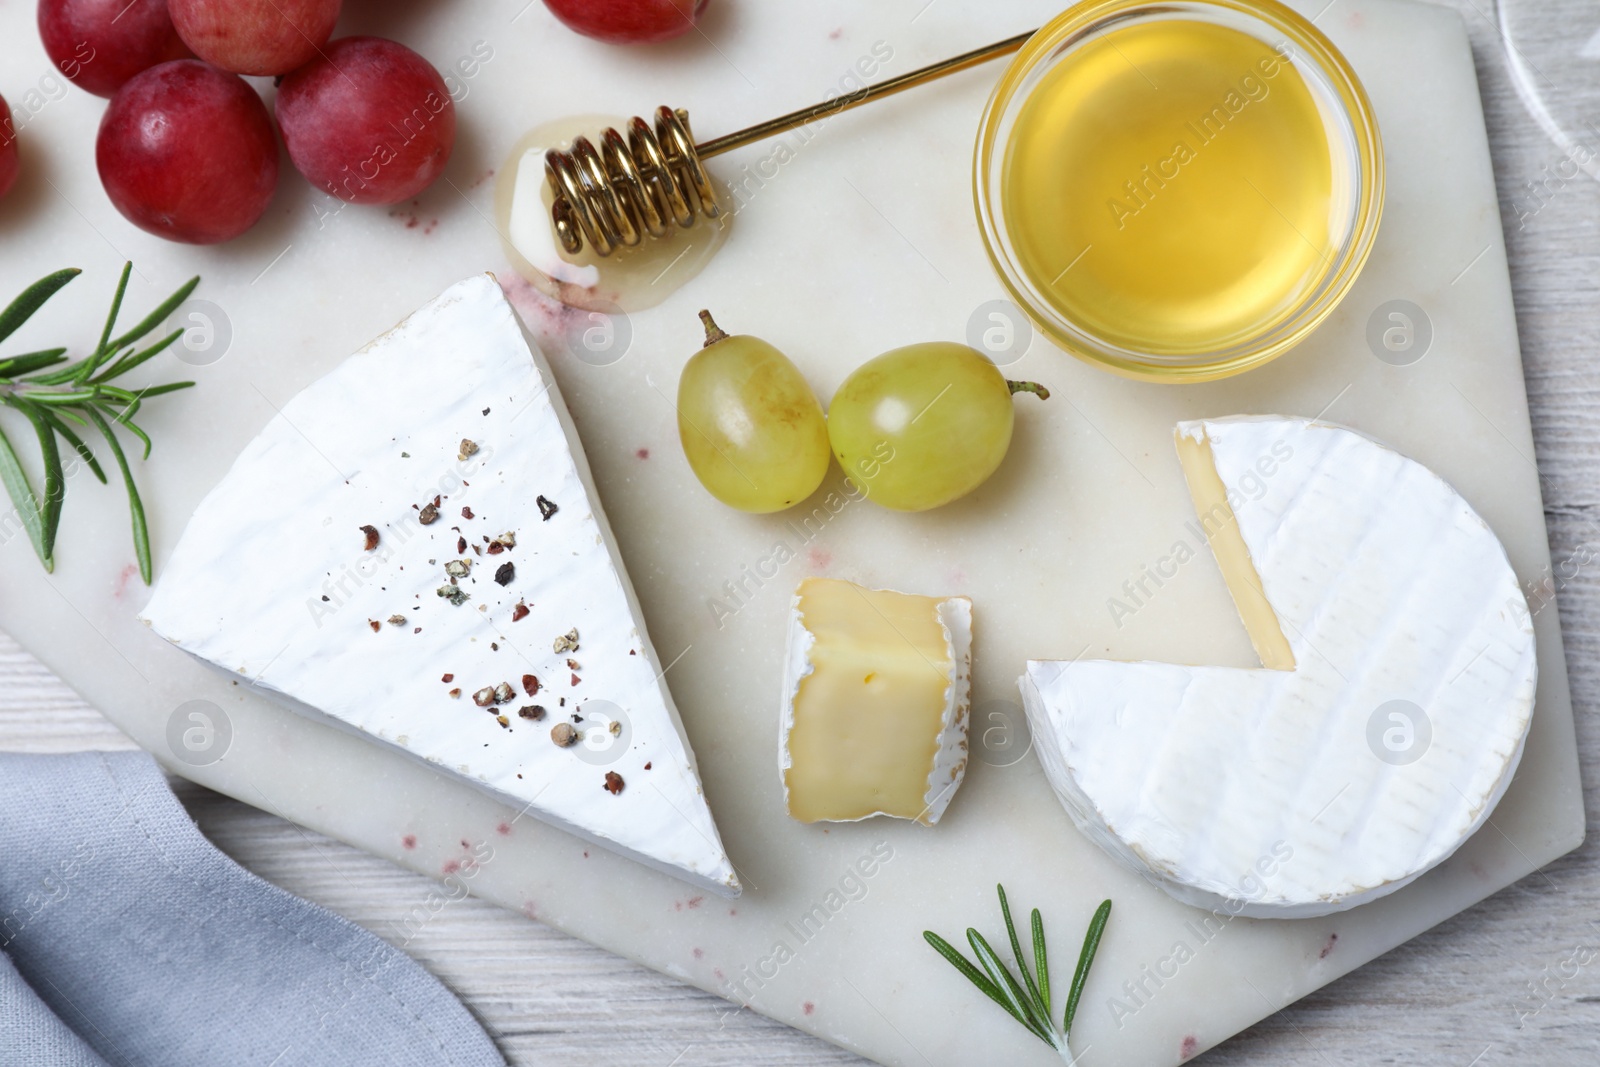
xmin=828 ymin=342 xmax=1049 ymax=511
xmin=677 ymin=310 xmax=831 ymax=513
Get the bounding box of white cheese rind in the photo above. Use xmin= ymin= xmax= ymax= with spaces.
xmin=141 ymin=275 xmax=739 ymax=897
xmin=776 ymin=598 xmax=814 ymax=790
xmin=1022 ymin=415 xmax=1537 ymax=918
xmin=927 ymin=597 xmax=974 ymax=823
xmin=778 ymin=586 xmax=973 ymax=825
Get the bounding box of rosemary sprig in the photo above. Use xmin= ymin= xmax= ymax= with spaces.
xmin=924 ymin=885 xmax=1112 ymax=1064
xmin=0 ymin=264 xmax=199 ymax=583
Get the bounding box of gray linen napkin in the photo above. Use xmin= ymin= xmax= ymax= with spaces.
xmin=0 ymin=949 xmax=110 ymax=1067
xmin=0 ymin=751 xmax=507 ymax=1067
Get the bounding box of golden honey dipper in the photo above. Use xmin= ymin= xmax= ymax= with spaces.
xmin=545 ymin=29 xmax=1035 ymax=256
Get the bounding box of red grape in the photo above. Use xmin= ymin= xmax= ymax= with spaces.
xmin=276 ymin=37 xmax=455 ymax=206
xmin=96 ymin=60 xmax=278 ymax=244
xmin=37 ymin=0 xmax=192 ymax=98
xmin=0 ymin=97 xmax=18 ymax=201
xmin=543 ymin=0 xmax=708 ymax=44
xmin=169 ymin=0 xmax=340 ymax=76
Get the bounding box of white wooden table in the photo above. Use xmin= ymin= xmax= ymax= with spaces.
xmin=3 ymin=1 xmax=1597 ymax=1063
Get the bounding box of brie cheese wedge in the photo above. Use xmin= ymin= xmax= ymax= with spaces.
xmin=142 ymin=275 xmax=739 ymax=897
xmin=1021 ymin=416 xmax=1536 ymax=917
xmin=781 ymin=578 xmax=973 ymax=826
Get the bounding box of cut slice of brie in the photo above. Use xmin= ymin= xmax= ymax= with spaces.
xmin=781 ymin=578 xmax=973 ymax=826
xmin=142 ymin=275 xmax=739 ymax=897
xmin=1021 ymin=416 xmax=1537 ymax=918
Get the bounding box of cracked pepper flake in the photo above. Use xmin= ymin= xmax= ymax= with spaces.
xmin=511 ymin=602 xmax=529 ymax=622
xmin=360 ymin=525 xmax=380 ymax=551
xmin=603 ymin=772 xmax=624 ymax=796
xmin=472 ymin=687 xmax=496 ymax=707
xmin=553 ymin=628 xmax=579 ymax=654
xmin=387 ymin=614 xmax=406 ymax=626
xmin=519 ymin=705 xmax=545 ymax=720
xmin=493 ymin=681 xmax=515 ymax=704
xmin=537 ymin=495 xmax=558 ymax=521
xmin=459 ymin=439 xmax=479 ymax=461
xmin=444 ymin=559 xmax=471 ymax=578
xmin=550 ymin=723 xmax=577 ymax=747
xmin=522 ymin=674 xmax=540 ymax=696
xmin=437 ymin=585 xmax=469 ymax=606
xmin=494 ymin=562 xmax=515 ymax=586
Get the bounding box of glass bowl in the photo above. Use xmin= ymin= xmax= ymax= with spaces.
xmin=974 ymin=0 xmax=1383 ymax=383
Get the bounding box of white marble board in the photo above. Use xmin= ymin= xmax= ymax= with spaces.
xmin=0 ymin=1 xmax=1584 ymax=1064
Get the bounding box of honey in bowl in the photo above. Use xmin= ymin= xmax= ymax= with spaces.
xmin=977 ymin=1 xmax=1383 ymax=381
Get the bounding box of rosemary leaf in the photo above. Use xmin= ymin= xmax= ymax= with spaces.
xmin=998 ymin=884 xmax=1047 ymax=1024
xmin=95 ymin=328 xmax=183 ymax=382
xmin=1064 ymin=899 xmax=1112 ymax=1036
xmin=25 ymin=364 xmax=92 ymax=386
xmin=92 ymin=262 xmax=133 ymax=361
xmin=1032 ymin=908 xmax=1050 ymax=1021
xmin=22 ymin=389 xmax=100 ymax=406
xmin=15 ymin=400 xmax=66 ymax=559
xmin=968 ymin=929 xmax=1055 ymax=1045
xmin=0 ymin=348 xmax=69 ymax=377
xmin=86 ymin=407 xmax=151 ymax=583
xmin=109 ymin=410 xmax=152 ymax=461
xmin=105 ymin=275 xmax=198 ymax=354
xmin=95 ymin=384 xmax=140 ymax=405
xmin=123 ymin=381 xmax=194 ymax=400
xmin=47 ymin=407 xmax=88 ymax=428
xmin=39 ymin=410 xmax=106 ymax=484
xmin=0 ymin=269 xmax=79 ymax=347
xmin=922 ymin=931 xmax=1008 ymax=1011
xmin=0 ymin=418 xmax=48 ymax=570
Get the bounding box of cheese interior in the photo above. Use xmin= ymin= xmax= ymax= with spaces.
xmin=1175 ymin=429 xmax=1297 ymax=670
xmin=785 ymin=578 xmax=954 ymax=824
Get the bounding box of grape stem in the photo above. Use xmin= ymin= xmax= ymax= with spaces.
xmin=1007 ymin=379 xmax=1051 ymax=400
xmin=698 ymin=309 xmax=729 ymax=347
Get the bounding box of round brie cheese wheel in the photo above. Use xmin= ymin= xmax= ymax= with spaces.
xmin=1021 ymin=416 xmax=1537 ymax=918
